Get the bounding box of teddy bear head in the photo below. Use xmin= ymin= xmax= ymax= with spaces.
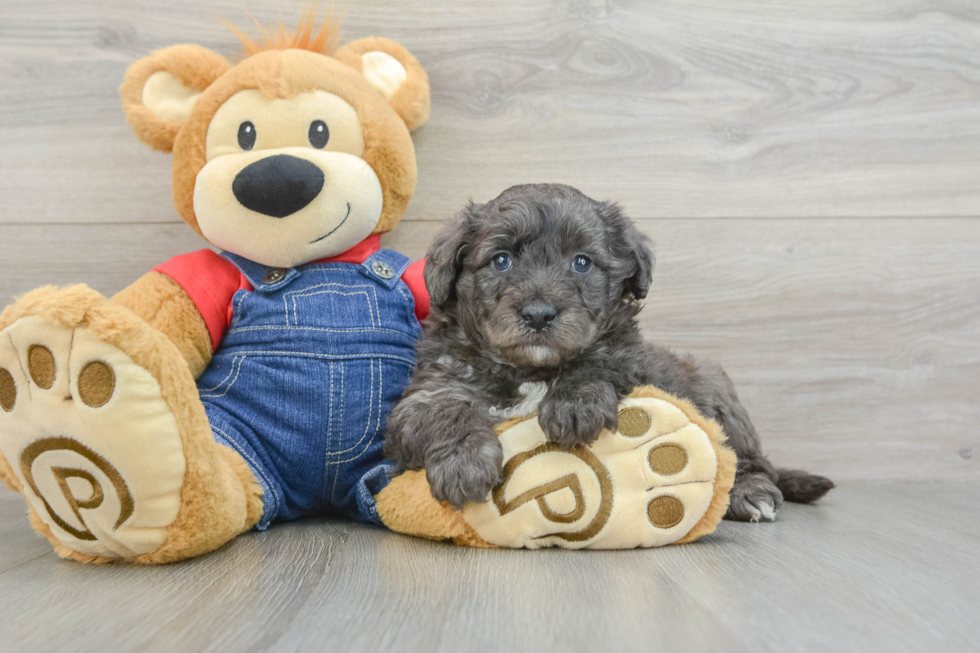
xmin=120 ymin=11 xmax=429 ymax=268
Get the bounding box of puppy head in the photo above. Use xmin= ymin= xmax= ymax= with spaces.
xmin=426 ymin=184 xmax=654 ymax=368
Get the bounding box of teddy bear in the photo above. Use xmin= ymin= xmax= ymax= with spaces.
xmin=0 ymin=11 xmax=735 ymax=562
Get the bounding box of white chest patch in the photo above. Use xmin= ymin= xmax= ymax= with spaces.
xmin=487 ymin=382 xmax=549 ymax=423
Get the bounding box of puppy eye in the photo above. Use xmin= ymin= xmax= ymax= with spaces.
xmin=491 ymin=252 xmax=513 ymax=272
xmin=572 ymin=255 xmax=593 ymax=274
xmin=309 ymin=120 xmax=329 ymax=149
xmin=237 ymin=121 xmax=256 ymax=150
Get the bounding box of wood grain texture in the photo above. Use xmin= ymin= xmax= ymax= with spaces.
xmin=2 ymin=0 xmax=980 ymax=223
xmin=2 ymin=481 xmax=978 ymax=652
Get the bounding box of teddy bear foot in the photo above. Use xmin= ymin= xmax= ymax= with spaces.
xmin=0 ymin=312 xmax=185 ymax=559
xmin=464 ymin=387 xmax=737 ymax=548
xmin=377 ymin=386 xmax=736 ymax=549
xmin=0 ymin=286 xmax=261 ymax=563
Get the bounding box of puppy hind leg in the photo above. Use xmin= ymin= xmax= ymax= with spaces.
xmin=712 ymin=408 xmax=784 ymax=522
xmin=674 ymin=365 xmax=789 ymax=522
xmin=726 ymin=459 xmax=784 ymax=522
xmin=694 ymin=372 xmax=833 ymax=514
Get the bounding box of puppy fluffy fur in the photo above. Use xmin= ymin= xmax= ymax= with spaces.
xmin=385 ymin=183 xmax=833 ymax=521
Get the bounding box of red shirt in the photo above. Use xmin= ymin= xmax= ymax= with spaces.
xmin=154 ymin=234 xmax=429 ymax=352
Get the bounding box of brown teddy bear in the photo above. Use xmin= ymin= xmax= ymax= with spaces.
xmin=0 ymin=10 xmax=734 ymax=562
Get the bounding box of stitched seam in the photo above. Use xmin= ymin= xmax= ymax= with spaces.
xmin=326 ymin=358 xmax=373 ymax=459
xmin=645 ymin=479 xmax=716 ymax=491
xmin=206 ymin=350 xmax=416 ymax=365
xmin=339 ymin=361 xmax=345 ymax=457
xmin=394 ymin=280 xmax=411 ymax=303
xmin=321 ymin=362 xmax=336 ymax=501
xmin=65 ymin=328 xmax=76 ymax=392
xmin=299 ymin=264 xmax=366 ymax=272
xmin=212 ymin=425 xmax=281 ymax=517
xmin=396 ymin=279 xmax=421 ymax=331
xmin=8 ymin=331 xmax=31 ymax=401
xmin=363 ymin=252 xmax=412 ymax=289
xmin=288 ymin=289 xmax=377 ymax=328
xmin=225 ymin=256 xmax=269 ymax=290
xmin=391 ymin=259 xmax=412 ymax=284
xmin=197 ymin=355 xmax=242 ymax=392
xmin=199 ymin=356 xmax=246 ymax=398
xmin=330 ymin=361 xmax=346 ymax=500
xmin=288 ymin=282 xmax=377 ymax=289
xmin=326 ymin=358 xmax=382 ymax=463
xmin=327 ymin=359 xmax=368 ymax=460
xmin=225 ymin=325 xmax=417 ymax=338
xmin=626 ymin=423 xmax=694 ymax=451
xmin=231 ymin=290 xmax=249 ymax=328
xmin=283 ymin=283 xmax=378 ymax=327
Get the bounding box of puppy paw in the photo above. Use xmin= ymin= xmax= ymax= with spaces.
xmin=725 ymin=474 xmax=784 ymax=522
xmin=426 ymin=434 xmax=503 ymax=509
xmin=538 ymin=381 xmax=619 ymax=449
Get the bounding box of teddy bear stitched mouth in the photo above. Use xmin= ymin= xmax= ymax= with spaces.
xmin=308 ymin=202 xmax=352 ymax=244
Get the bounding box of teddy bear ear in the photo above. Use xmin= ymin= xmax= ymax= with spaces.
xmin=334 ymin=37 xmax=431 ymax=132
xmin=120 ymin=45 xmax=231 ymax=152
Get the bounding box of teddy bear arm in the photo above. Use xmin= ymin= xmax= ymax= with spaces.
xmin=111 ymin=271 xmax=212 ymax=379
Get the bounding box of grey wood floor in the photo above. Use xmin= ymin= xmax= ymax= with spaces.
xmin=1 ymin=481 xmax=978 ymax=653
xmin=1 ymin=1 xmax=978 ymax=651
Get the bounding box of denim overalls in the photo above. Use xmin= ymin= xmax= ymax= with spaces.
xmin=196 ymin=249 xmax=421 ymax=529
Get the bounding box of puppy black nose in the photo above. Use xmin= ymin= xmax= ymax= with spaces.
xmin=232 ymin=154 xmax=324 ymax=218
xmin=521 ymin=304 xmax=558 ymax=331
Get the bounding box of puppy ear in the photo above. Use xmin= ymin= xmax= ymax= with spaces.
xmin=424 ymin=207 xmax=477 ymax=309
xmin=599 ymin=202 xmax=655 ymax=300
xmin=120 ymin=45 xmax=230 ymax=152
xmin=334 ymin=37 xmax=431 ymax=132
xmin=627 ymin=234 xmax=655 ymax=299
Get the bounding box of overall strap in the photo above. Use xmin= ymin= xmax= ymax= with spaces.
xmin=221 ymin=252 xmax=301 ymax=293
xmin=358 ymin=249 xmax=413 ymax=289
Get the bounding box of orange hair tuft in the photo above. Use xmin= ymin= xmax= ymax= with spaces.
xmin=221 ymin=3 xmax=343 ymax=57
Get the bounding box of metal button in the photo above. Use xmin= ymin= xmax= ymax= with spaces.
xmin=371 ymin=260 xmax=395 ymax=279
xmin=262 ymin=268 xmax=287 ymax=284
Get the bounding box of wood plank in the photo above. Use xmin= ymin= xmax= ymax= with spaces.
xmin=0 ymin=491 xmax=52 ymax=575
xmin=1 ymin=481 xmax=977 ymax=652
xmin=3 ymin=0 xmax=980 ymax=224
xmin=0 ymin=218 xmax=977 ymax=482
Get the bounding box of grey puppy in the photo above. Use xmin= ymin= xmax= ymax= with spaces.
xmin=384 ymin=183 xmax=833 ymax=521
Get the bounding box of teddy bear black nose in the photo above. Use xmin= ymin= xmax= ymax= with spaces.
xmin=232 ymin=154 xmax=325 ymax=218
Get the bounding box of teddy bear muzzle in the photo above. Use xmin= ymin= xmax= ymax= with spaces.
xmin=232 ymin=154 xmax=325 ymax=218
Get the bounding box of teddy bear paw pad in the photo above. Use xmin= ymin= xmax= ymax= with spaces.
xmin=0 ymin=316 xmax=186 ymax=558
xmin=464 ymin=396 xmax=721 ymax=549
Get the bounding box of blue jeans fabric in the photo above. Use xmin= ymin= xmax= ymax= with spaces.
xmin=196 ymin=249 xmax=421 ymax=529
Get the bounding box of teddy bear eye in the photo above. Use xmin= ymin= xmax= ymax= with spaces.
xmin=237 ymin=121 xmax=256 ymax=150
xmin=308 ymin=120 xmax=330 ymax=149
